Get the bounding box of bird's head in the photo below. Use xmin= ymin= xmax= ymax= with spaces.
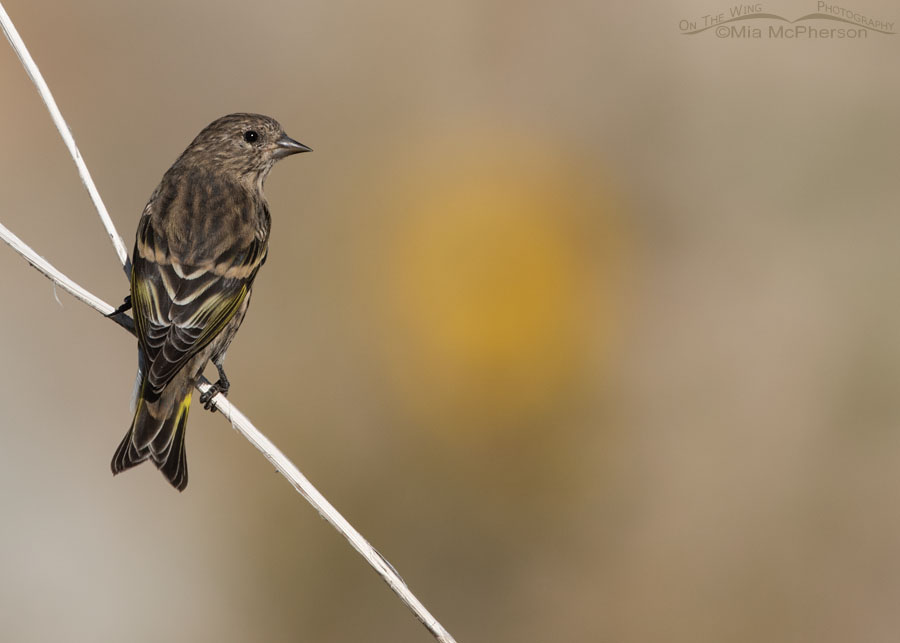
xmin=177 ymin=113 xmax=311 ymax=185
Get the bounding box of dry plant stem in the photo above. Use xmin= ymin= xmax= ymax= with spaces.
xmin=0 ymin=2 xmax=130 ymax=273
xmin=0 ymin=3 xmax=457 ymax=642
xmin=0 ymin=226 xmax=457 ymax=643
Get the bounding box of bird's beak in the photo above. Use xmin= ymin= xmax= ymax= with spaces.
xmin=274 ymin=134 xmax=312 ymax=158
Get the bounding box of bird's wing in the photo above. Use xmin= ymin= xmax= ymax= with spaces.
xmin=131 ymin=213 xmax=267 ymax=395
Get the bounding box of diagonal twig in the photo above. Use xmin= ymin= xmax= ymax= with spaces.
xmin=0 ymin=221 xmax=458 ymax=642
xmin=0 ymin=2 xmax=130 ymax=273
xmin=0 ymin=3 xmax=457 ymax=642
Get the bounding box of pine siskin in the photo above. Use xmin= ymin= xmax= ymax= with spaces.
xmin=111 ymin=113 xmax=310 ymax=491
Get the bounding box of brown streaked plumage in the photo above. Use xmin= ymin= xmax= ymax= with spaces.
xmin=111 ymin=113 xmax=310 ymax=491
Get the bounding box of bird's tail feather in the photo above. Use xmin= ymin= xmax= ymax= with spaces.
xmin=111 ymin=386 xmax=191 ymax=491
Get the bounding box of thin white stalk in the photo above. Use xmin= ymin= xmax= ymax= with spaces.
xmin=200 ymin=384 xmax=456 ymax=642
xmin=0 ymin=1 xmax=130 ymax=271
xmin=0 ymin=3 xmax=458 ymax=641
xmin=0 ymin=221 xmax=459 ymax=642
xmin=0 ymin=221 xmax=117 ymax=317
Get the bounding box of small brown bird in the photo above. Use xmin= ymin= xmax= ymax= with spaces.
xmin=111 ymin=113 xmax=310 ymax=491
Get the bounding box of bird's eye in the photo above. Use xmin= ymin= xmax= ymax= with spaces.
xmin=243 ymin=130 xmax=259 ymax=143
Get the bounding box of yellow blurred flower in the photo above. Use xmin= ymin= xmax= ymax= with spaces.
xmin=364 ymin=129 xmax=624 ymax=447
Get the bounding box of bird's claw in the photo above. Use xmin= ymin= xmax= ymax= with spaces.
xmin=107 ymin=295 xmax=132 ymax=318
xmin=200 ymin=379 xmax=230 ymax=412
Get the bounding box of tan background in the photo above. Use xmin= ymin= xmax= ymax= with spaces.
xmin=1 ymin=1 xmax=899 ymax=641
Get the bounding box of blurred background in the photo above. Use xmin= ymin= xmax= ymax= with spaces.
xmin=1 ymin=0 xmax=899 ymax=640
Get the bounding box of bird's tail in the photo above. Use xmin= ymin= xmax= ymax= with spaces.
xmin=111 ymin=379 xmax=192 ymax=491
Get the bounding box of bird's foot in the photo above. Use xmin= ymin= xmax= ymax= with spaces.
xmin=107 ymin=295 xmax=132 ymax=317
xmin=200 ymin=376 xmax=230 ymax=412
